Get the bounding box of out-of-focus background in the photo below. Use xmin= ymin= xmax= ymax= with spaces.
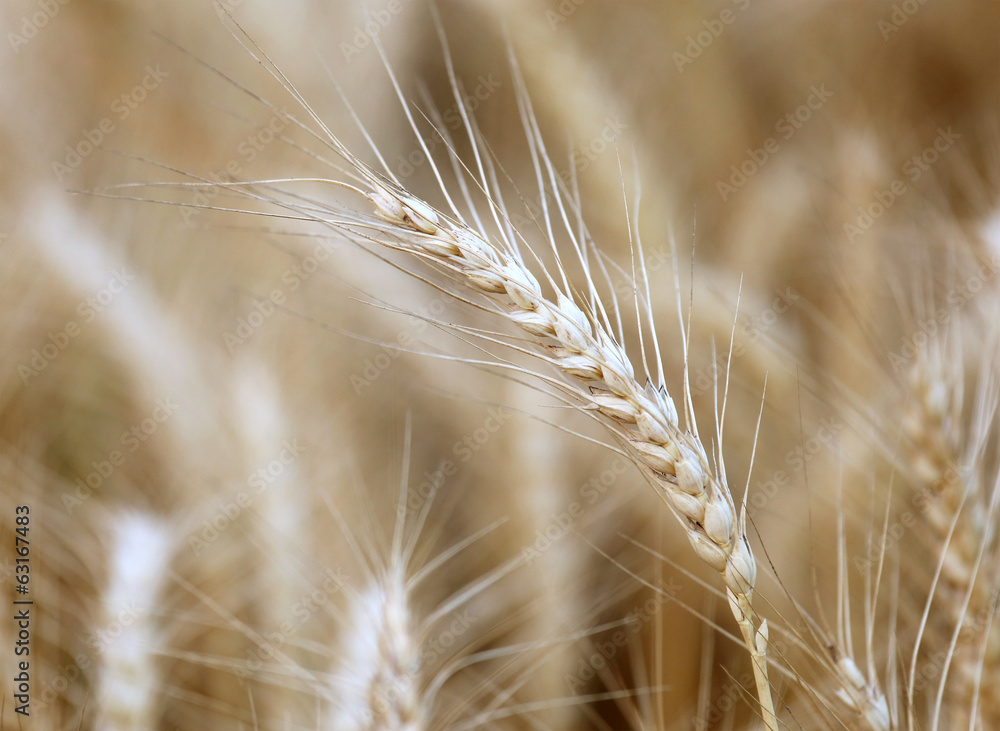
xmin=2 ymin=1 xmax=999 ymax=728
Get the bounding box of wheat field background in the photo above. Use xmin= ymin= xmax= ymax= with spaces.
xmin=2 ymin=0 xmax=1000 ymax=729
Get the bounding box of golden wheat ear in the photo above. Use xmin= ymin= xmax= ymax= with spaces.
xmin=155 ymin=13 xmax=784 ymax=728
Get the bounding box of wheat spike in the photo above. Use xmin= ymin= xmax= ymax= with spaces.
xmin=122 ymin=15 xmax=781 ymax=725
xmin=901 ymin=320 xmax=1000 ymax=729
xmin=361 ymin=176 xmax=775 ymax=727
xmin=334 ymin=564 xmax=422 ymax=730
xmin=93 ymin=512 xmax=172 ymax=731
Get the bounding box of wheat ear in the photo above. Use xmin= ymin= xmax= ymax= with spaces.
xmin=902 ymin=330 xmax=1000 ymax=729
xmin=350 ymin=178 xmax=777 ymax=727
xmin=127 ymin=17 xmax=777 ymax=723
xmin=335 ymin=565 xmax=422 ymax=731
xmin=94 ymin=512 xmax=171 ymax=731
